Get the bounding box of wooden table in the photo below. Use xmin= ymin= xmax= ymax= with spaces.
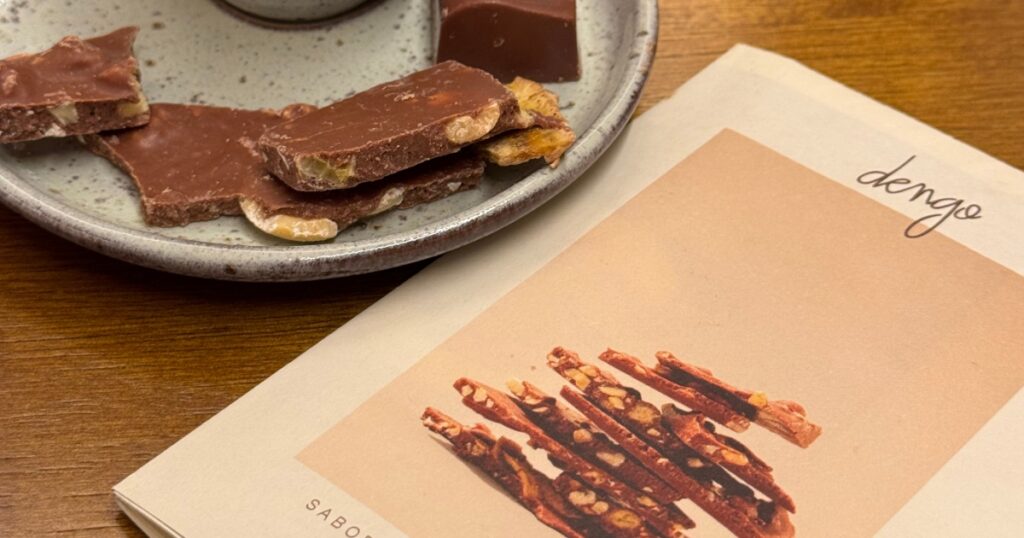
xmin=2 ymin=1 xmax=1022 ymax=535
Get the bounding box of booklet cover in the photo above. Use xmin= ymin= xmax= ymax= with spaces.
xmin=115 ymin=45 xmax=1024 ymax=538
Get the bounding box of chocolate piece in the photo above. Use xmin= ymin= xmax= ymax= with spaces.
xmin=421 ymin=408 xmax=595 ymax=538
xmin=436 ymin=0 xmax=580 ymax=82
xmin=478 ymin=77 xmax=575 ymax=167
xmin=0 ymin=27 xmax=149 ymax=143
xmin=84 ymin=104 xmax=483 ymax=242
xmin=550 ymin=348 xmax=794 ymax=538
xmin=259 ymin=61 xmax=530 ymax=192
xmin=552 ymin=474 xmax=660 ymax=538
xmin=655 ymin=351 xmax=822 ymax=448
xmin=661 ymin=405 xmax=795 ymax=513
xmin=600 ymin=349 xmax=751 ymax=433
xmin=506 ymin=379 xmax=681 ymax=505
xmin=454 ymin=378 xmax=689 ymax=538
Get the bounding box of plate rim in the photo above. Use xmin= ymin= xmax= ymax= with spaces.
xmin=0 ymin=1 xmax=658 ymax=281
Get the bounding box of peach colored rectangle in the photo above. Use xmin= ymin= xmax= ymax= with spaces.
xmin=299 ymin=130 xmax=1024 ymax=537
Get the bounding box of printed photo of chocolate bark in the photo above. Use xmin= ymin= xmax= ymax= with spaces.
xmin=422 ymin=347 xmax=820 ymax=538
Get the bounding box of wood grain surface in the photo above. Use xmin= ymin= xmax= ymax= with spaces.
xmin=2 ymin=1 xmax=1022 ymax=536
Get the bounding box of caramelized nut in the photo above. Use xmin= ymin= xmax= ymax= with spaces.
xmin=607 ymin=509 xmax=643 ymax=529
xmin=445 ymin=101 xmax=500 ymax=144
xmin=506 ymin=379 xmax=525 ymax=397
xmin=626 ymin=403 xmax=659 ymax=425
xmin=595 ymin=451 xmax=626 ymax=468
xmin=598 ymin=386 xmax=628 ymax=398
xmin=572 ymin=428 xmax=593 ymax=444
xmin=747 ymin=391 xmax=769 ymax=408
xmin=563 ymin=368 xmax=591 ymax=390
xmin=568 ymin=489 xmax=596 ymax=507
xmin=721 ymin=448 xmax=750 ymax=466
xmin=239 ymin=198 xmax=338 ymax=242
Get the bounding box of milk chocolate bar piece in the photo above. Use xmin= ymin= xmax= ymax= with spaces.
xmin=478 ymin=77 xmax=575 ymax=167
xmin=421 ymin=408 xmax=594 ymax=538
xmin=506 ymin=379 xmax=680 ymax=505
xmin=455 ymin=378 xmax=689 ymax=538
xmin=661 ymin=405 xmax=795 ymax=513
xmin=0 ymin=27 xmax=149 ymax=143
xmin=655 ymin=352 xmax=822 ymax=448
xmin=600 ymin=349 xmax=750 ymax=432
xmin=553 ymin=474 xmax=661 ymax=538
xmin=550 ymin=349 xmax=794 ymax=538
xmin=259 ymin=61 xmax=530 ymax=192
xmin=84 ymin=104 xmax=483 ymax=242
xmin=436 ymin=0 xmax=580 ymax=82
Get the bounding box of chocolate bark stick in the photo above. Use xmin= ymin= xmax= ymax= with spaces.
xmin=506 ymin=379 xmax=681 ymax=505
xmin=549 ymin=349 xmax=794 ymax=538
xmin=655 ymin=352 xmax=822 ymax=448
xmin=552 ymin=474 xmax=661 ymax=538
xmin=455 ymin=378 xmax=689 ymax=538
xmin=421 ymin=408 xmax=595 ymax=538
xmin=0 ymin=27 xmax=149 ymax=143
xmin=478 ymin=77 xmax=575 ymax=167
xmin=436 ymin=0 xmax=581 ymax=82
xmin=546 ymin=452 xmax=697 ymax=537
xmin=259 ymin=60 xmax=531 ymax=192
xmin=84 ymin=103 xmax=483 ymax=242
xmin=599 ymin=349 xmax=750 ymax=432
xmin=661 ymin=405 xmax=795 ymax=512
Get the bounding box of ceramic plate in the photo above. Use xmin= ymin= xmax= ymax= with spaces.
xmin=0 ymin=0 xmax=657 ymax=281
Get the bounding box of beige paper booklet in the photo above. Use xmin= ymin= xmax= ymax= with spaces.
xmin=116 ymin=45 xmax=1024 ymax=538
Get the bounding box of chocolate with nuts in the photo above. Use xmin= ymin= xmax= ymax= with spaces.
xmin=553 ymin=474 xmax=659 ymax=538
xmin=455 ymin=378 xmax=689 ymax=538
xmin=655 ymin=351 xmax=822 ymax=448
xmin=0 ymin=26 xmax=149 ymax=143
xmin=600 ymin=349 xmax=751 ymax=433
xmin=259 ymin=60 xmax=530 ymax=192
xmin=84 ymin=103 xmax=483 ymax=242
xmin=421 ymin=408 xmax=595 ymax=538
xmin=506 ymin=379 xmax=681 ymax=505
xmin=478 ymin=77 xmax=575 ymax=167
xmin=436 ymin=0 xmax=581 ymax=82
xmin=661 ymin=405 xmax=795 ymax=512
xmin=550 ymin=348 xmax=794 ymax=538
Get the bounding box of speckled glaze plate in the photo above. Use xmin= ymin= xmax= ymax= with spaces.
xmin=0 ymin=0 xmax=657 ymax=281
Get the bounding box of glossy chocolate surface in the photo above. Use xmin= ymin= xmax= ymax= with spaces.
xmin=259 ymin=60 xmax=523 ymax=191
xmin=86 ymin=104 xmax=483 ymax=228
xmin=437 ymin=0 xmax=580 ymax=82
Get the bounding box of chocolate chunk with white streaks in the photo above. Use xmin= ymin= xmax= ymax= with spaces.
xmin=0 ymin=27 xmax=148 ymax=143
xmin=436 ymin=0 xmax=580 ymax=82
xmin=259 ymin=61 xmax=529 ymax=192
xmin=83 ymin=104 xmax=482 ymax=242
